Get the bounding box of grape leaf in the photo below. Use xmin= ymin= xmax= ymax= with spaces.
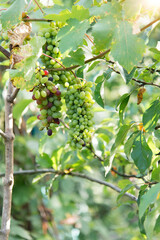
xmin=0 ymin=0 xmax=26 ymax=30
xmin=62 ymin=48 xmax=85 ymax=67
xmin=131 ymin=132 xmax=152 ymax=174
xmin=123 ymin=0 xmax=142 ymax=19
xmin=139 ymin=183 xmax=160 ymax=218
xmin=111 ymin=21 xmax=145 ymax=72
xmin=58 ymin=19 xmax=89 ymax=54
xmin=143 ymin=100 xmax=160 ymax=132
xmin=44 ymin=5 xmax=89 ymax=23
xmin=8 ymin=36 xmax=46 ymax=90
xmin=92 ymin=15 xmax=117 ymax=51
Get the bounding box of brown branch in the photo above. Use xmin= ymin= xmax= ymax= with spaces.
xmin=33 ymin=0 xmax=45 ymax=15
xmin=0 ymin=130 xmax=7 ymax=139
xmin=0 ymin=169 xmax=137 ymax=202
xmin=48 ymin=49 xmax=111 ymax=72
xmin=23 ymin=18 xmax=52 ymax=22
xmin=108 ymin=66 xmax=160 ymax=88
xmin=140 ymin=17 xmax=160 ymax=32
xmin=0 ymin=65 xmax=15 ymax=240
xmin=7 ymin=88 xmax=20 ymax=103
xmin=0 ymin=46 xmax=10 ymax=59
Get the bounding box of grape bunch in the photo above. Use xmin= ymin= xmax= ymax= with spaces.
xmin=65 ymin=80 xmax=94 ymax=149
xmin=32 ymin=66 xmax=62 ymax=136
xmin=39 ymin=22 xmax=61 ymax=70
xmin=39 ymin=23 xmax=76 ymax=87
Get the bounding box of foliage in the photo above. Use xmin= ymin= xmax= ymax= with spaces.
xmin=0 ymin=0 xmax=160 ymax=239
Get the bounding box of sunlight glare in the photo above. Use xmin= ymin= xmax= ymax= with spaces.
xmin=146 ymin=0 xmax=160 ymax=9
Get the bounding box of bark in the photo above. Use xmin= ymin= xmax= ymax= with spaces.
xmin=0 ymin=80 xmax=14 ymax=240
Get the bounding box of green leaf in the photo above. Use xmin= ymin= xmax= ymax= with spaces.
xmin=92 ymin=15 xmax=117 ymax=51
xmin=0 ymin=0 xmax=26 ymax=30
xmin=13 ymin=99 xmax=32 ymax=127
xmin=152 ymin=166 xmax=160 ymax=182
xmin=131 ymin=132 xmax=152 ymax=174
xmin=118 ymin=94 xmax=130 ymax=124
xmin=36 ymin=153 xmax=53 ymax=168
xmin=154 ymin=215 xmax=160 ymax=233
xmin=118 ymin=66 xmax=136 ymax=84
xmin=62 ymin=48 xmax=85 ymax=67
xmin=124 ymin=132 xmax=138 ymax=157
xmin=111 ymin=124 xmax=131 ymax=152
xmin=143 ymin=100 xmax=160 ymax=132
xmin=87 ymin=61 xmax=100 ymax=72
xmin=111 ymin=21 xmax=145 ymax=72
xmin=44 ymin=5 xmax=89 ymax=23
xmin=123 ymin=0 xmax=142 ymax=19
xmin=144 ymin=209 xmax=158 ymax=240
xmin=58 ymin=19 xmax=89 ymax=54
xmin=139 ymin=183 xmax=160 ymax=218
xmin=94 ymin=81 xmax=104 ymax=108
xmin=117 ymin=183 xmax=134 ymax=203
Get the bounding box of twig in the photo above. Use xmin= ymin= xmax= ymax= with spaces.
xmin=0 ymin=46 xmax=10 ymax=59
xmin=33 ymin=0 xmax=45 ymax=15
xmin=48 ymin=49 xmax=111 ymax=72
xmin=108 ymin=66 xmax=160 ymax=88
xmin=111 ymin=167 xmax=146 ymax=179
xmin=85 ymin=33 xmax=95 ymax=45
xmin=140 ymin=17 xmax=160 ymax=32
xmin=0 ymin=130 xmax=7 ymax=139
xmin=43 ymin=53 xmax=77 ymax=78
xmin=25 ymin=0 xmax=33 ymax=11
xmin=23 ymin=18 xmax=52 ymax=22
xmin=59 ymin=119 xmax=69 ymax=129
xmin=7 ymin=88 xmax=20 ymax=103
xmin=0 ymin=169 xmax=137 ymax=201
xmin=0 ymin=64 xmax=15 ymax=240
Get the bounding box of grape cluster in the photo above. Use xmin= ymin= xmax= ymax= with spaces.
xmin=39 ymin=23 xmax=76 ymax=87
xmin=65 ymin=80 xmax=94 ymax=149
xmin=39 ymin=22 xmax=61 ymax=70
xmin=32 ymin=66 xmax=62 ymax=136
xmin=0 ymin=32 xmax=9 ymax=49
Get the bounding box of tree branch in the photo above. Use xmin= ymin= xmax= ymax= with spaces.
xmin=23 ymin=18 xmax=52 ymax=22
xmin=0 ymin=65 xmax=15 ymax=240
xmin=0 ymin=46 xmax=10 ymax=59
xmin=140 ymin=17 xmax=160 ymax=32
xmin=48 ymin=49 xmax=110 ymax=72
xmin=33 ymin=0 xmax=45 ymax=15
xmin=0 ymin=169 xmax=137 ymax=202
xmin=0 ymin=130 xmax=7 ymax=139
xmin=7 ymin=88 xmax=20 ymax=103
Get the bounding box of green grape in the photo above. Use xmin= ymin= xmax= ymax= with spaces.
xmin=65 ymin=80 xmax=94 ymax=149
xmin=32 ymin=65 xmax=62 ymax=136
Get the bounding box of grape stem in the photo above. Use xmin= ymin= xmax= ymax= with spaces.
xmin=33 ymin=0 xmax=45 ymax=15
xmin=48 ymin=49 xmax=111 ymax=72
xmin=42 ymin=53 xmax=77 ymax=78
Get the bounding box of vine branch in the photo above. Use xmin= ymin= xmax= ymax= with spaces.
xmin=140 ymin=17 xmax=160 ymax=32
xmin=0 ymin=169 xmax=137 ymax=202
xmin=48 ymin=49 xmax=110 ymax=72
